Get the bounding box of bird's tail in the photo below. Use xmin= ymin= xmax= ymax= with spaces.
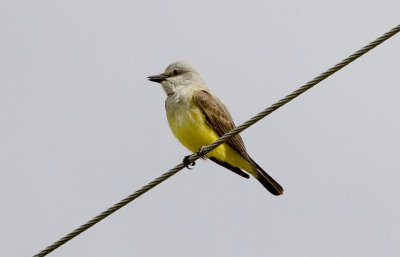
xmin=249 ymin=157 xmax=284 ymax=196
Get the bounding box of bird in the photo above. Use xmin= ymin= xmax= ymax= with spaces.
xmin=148 ymin=61 xmax=283 ymax=195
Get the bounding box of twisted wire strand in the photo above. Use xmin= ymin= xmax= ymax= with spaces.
xmin=33 ymin=24 xmax=400 ymax=257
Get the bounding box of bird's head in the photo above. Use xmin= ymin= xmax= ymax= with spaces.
xmin=148 ymin=61 xmax=205 ymax=95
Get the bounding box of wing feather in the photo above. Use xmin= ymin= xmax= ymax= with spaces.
xmin=193 ymin=90 xmax=251 ymax=162
xmin=193 ymin=90 xmax=284 ymax=195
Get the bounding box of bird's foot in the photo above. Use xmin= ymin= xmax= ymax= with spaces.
xmin=183 ymin=155 xmax=196 ymax=170
xmin=183 ymin=147 xmax=208 ymax=170
xmin=197 ymin=146 xmax=208 ymax=160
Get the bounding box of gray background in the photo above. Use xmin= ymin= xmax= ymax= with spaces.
xmin=1 ymin=1 xmax=399 ymax=256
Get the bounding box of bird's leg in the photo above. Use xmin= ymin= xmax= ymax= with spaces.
xmin=183 ymin=155 xmax=196 ymax=170
xmin=196 ymin=146 xmax=208 ymax=160
xmin=182 ymin=146 xmax=208 ymax=170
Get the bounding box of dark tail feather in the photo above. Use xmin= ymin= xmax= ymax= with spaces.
xmin=209 ymin=157 xmax=250 ymax=179
xmin=249 ymin=157 xmax=284 ymax=196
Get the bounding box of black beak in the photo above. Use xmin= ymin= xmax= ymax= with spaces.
xmin=147 ymin=74 xmax=168 ymax=83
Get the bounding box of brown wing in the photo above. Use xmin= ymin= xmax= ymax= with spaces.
xmin=193 ymin=90 xmax=251 ymax=162
xmin=193 ymin=90 xmax=284 ymax=195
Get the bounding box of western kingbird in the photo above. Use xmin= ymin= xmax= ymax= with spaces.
xmin=148 ymin=61 xmax=283 ymax=195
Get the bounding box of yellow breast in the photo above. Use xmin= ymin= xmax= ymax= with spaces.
xmin=165 ymin=97 xmax=253 ymax=173
xmin=167 ymin=106 xmax=222 ymax=153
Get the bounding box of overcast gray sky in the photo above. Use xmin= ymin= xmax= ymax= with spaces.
xmin=1 ymin=1 xmax=399 ymax=257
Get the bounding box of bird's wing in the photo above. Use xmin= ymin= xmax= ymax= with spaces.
xmin=193 ymin=90 xmax=251 ymax=162
xmin=193 ymin=90 xmax=284 ymax=195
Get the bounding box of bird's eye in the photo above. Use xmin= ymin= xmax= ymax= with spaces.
xmin=173 ymin=69 xmax=179 ymax=75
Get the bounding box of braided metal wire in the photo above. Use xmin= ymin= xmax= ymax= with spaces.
xmin=195 ymin=24 xmax=400 ymax=161
xmin=33 ymin=24 xmax=400 ymax=257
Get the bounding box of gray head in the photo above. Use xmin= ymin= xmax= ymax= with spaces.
xmin=148 ymin=61 xmax=206 ymax=95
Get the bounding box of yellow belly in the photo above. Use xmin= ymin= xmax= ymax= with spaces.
xmin=167 ymin=106 xmax=253 ymax=172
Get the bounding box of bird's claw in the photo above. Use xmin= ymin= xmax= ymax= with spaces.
xmin=183 ymin=147 xmax=207 ymax=170
xmin=183 ymin=155 xmax=196 ymax=170
xmin=197 ymin=146 xmax=208 ymax=160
